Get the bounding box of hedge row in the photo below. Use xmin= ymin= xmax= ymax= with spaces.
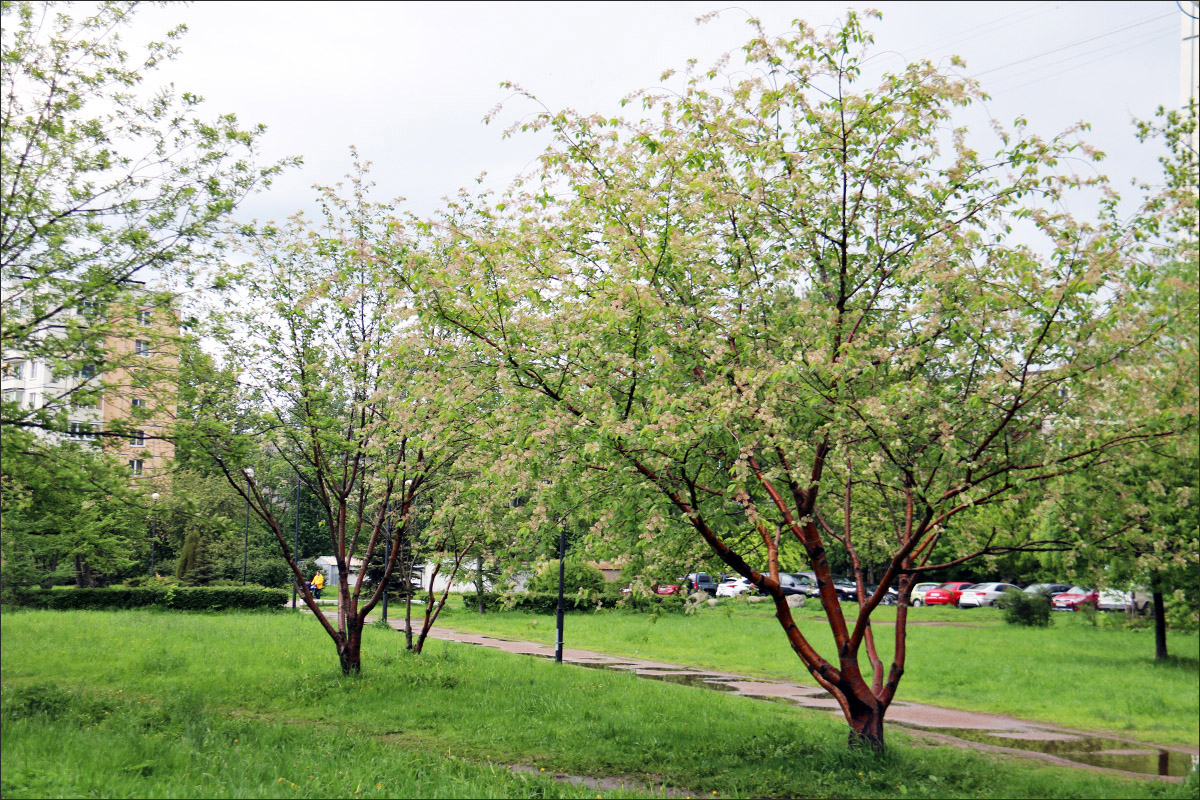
xmin=461 ymin=590 xmax=687 ymax=614
xmin=7 ymin=585 xmax=287 ymax=611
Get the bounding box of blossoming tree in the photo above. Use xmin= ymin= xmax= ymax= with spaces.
xmin=414 ymin=15 xmax=1179 ymax=748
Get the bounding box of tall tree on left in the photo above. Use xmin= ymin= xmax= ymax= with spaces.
xmin=1 ymin=1 xmax=296 ymax=432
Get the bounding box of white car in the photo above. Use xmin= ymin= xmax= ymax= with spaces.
xmin=909 ymin=582 xmax=941 ymax=606
xmin=716 ymin=576 xmax=757 ymax=597
xmin=957 ymin=582 xmax=1021 ymax=608
xmin=1097 ymin=589 xmax=1151 ymax=614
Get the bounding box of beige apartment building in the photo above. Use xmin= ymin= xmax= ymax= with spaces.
xmin=1 ymin=285 xmax=178 ymax=478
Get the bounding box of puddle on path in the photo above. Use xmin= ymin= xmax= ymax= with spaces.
xmin=903 ymin=726 xmax=1193 ymax=778
xmin=447 ymin=634 xmax=1192 ymax=780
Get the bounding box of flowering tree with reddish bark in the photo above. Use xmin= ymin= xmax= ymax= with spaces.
xmin=182 ymin=156 xmax=506 ymax=674
xmin=413 ymin=15 xmax=1178 ymax=748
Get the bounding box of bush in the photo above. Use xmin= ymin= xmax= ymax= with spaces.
xmin=460 ymin=592 xmax=503 ymax=612
xmin=1166 ymin=589 xmax=1199 ymax=633
xmin=7 ymin=585 xmax=286 ymax=612
xmin=526 ymin=560 xmax=606 ymax=595
xmin=1001 ymin=589 xmax=1052 ymax=627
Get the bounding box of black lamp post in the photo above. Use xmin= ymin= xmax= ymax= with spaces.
xmin=242 ymin=467 xmax=254 ymax=586
xmin=148 ymin=491 xmax=160 ymax=574
xmin=555 ymin=518 xmax=566 ymax=664
xmin=382 ymin=534 xmax=390 ymax=623
xmin=292 ymin=471 xmax=301 ymax=609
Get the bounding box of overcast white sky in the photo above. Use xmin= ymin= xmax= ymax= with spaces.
xmin=128 ymin=1 xmax=1190 ymax=226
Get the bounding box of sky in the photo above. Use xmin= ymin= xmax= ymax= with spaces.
xmin=124 ymin=1 xmax=1191 ymax=228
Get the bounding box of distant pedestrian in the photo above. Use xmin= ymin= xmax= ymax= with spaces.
xmin=311 ymin=570 xmax=325 ymax=599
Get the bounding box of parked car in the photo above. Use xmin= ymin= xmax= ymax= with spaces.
xmin=1097 ymin=589 xmax=1151 ymax=614
xmin=777 ymin=572 xmax=812 ymax=597
xmin=923 ymin=581 xmax=975 ymax=606
xmin=716 ymin=576 xmax=757 ymax=597
xmin=1023 ymin=583 xmax=1073 ymax=597
xmin=865 ymin=583 xmax=899 ymax=605
xmin=909 ymin=582 xmax=942 ymax=606
xmin=1052 ymin=587 xmax=1099 ymax=611
xmin=681 ymin=572 xmax=723 ymax=596
xmin=791 ymin=571 xmax=822 ymax=597
xmin=957 ymin=582 xmax=1022 ymax=608
xmin=652 ymin=582 xmax=683 ymax=596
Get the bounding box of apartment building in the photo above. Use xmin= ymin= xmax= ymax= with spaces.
xmin=1 ymin=284 xmax=178 ymax=478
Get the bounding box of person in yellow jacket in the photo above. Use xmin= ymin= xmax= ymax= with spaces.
xmin=310 ymin=570 xmax=325 ymax=599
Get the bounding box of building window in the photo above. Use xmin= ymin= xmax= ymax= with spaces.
xmin=69 ymin=422 xmax=99 ymax=440
xmin=77 ymin=364 xmax=98 ymax=379
xmin=132 ymin=397 xmax=146 ymax=412
xmin=135 ymin=340 xmax=150 ymax=356
xmin=137 ymin=309 xmax=153 ymax=326
xmin=130 ymin=430 xmax=145 ymax=447
xmin=3 ymin=389 xmax=24 ymax=406
xmin=129 ymin=459 xmax=144 ymax=476
xmin=2 ymin=360 xmax=22 ymax=380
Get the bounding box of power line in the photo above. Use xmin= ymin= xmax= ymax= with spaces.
xmin=909 ymin=2 xmax=1059 ymax=57
xmin=989 ymin=28 xmax=1176 ymax=94
xmin=985 ymin=25 xmax=1176 ymax=87
xmin=973 ymin=11 xmax=1176 ymax=77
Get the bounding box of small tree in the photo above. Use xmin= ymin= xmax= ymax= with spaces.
xmin=183 ymin=156 xmax=506 ymax=674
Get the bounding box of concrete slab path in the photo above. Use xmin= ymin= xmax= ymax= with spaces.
xmin=299 ymin=606 xmax=1197 ymax=783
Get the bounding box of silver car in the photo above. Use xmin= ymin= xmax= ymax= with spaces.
xmin=1097 ymin=589 xmax=1151 ymax=614
xmin=957 ymin=582 xmax=1021 ymax=608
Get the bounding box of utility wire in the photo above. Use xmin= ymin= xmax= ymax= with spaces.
xmin=909 ymin=2 xmax=1059 ymax=57
xmin=989 ymin=29 xmax=1176 ymax=94
xmin=973 ymin=11 xmax=1176 ymax=77
xmin=985 ymin=26 xmax=1176 ymax=87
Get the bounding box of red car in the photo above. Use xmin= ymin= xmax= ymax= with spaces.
xmin=923 ymin=582 xmax=976 ymax=606
xmin=1052 ymin=587 xmax=1099 ymax=611
xmin=653 ymin=583 xmax=683 ymax=595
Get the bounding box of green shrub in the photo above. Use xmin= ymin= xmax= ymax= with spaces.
xmin=460 ymin=592 xmax=502 ymax=612
xmin=526 ymin=560 xmax=606 ymax=595
xmin=1000 ymin=588 xmax=1053 ymax=627
xmin=1166 ymin=588 xmax=1199 ymax=633
xmin=7 ymin=585 xmax=286 ymax=611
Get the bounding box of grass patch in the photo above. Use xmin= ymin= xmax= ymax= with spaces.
xmin=433 ymin=600 xmax=1200 ymax=747
xmin=1 ymin=609 xmax=1195 ymax=799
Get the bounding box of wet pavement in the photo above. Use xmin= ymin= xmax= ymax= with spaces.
xmin=299 ymin=604 xmax=1197 ymax=783
xmin=416 ymin=626 xmax=1198 ymax=782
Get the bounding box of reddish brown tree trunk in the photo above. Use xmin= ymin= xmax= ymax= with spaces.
xmin=846 ymin=702 xmax=886 ymax=751
xmin=338 ymin=623 xmax=363 ymax=675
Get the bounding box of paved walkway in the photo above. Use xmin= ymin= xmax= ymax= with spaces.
xmin=415 ymin=625 xmax=1197 ymax=782
xmin=301 ymin=607 xmax=1197 ymax=782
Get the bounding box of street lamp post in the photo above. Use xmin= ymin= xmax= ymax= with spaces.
xmin=555 ymin=519 xmax=566 ymax=664
xmin=242 ymin=467 xmax=254 ymax=586
xmin=292 ymin=471 xmax=301 ymax=609
xmin=382 ymin=534 xmax=390 ymax=623
xmin=148 ymin=492 xmax=160 ymax=575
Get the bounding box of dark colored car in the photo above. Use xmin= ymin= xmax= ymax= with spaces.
xmin=1024 ymin=583 xmax=1074 ymax=597
xmin=681 ymin=572 xmax=724 ymax=596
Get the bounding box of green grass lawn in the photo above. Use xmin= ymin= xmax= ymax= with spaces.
xmin=431 ymin=599 xmax=1200 ymax=747
xmin=2 ymin=609 xmax=1195 ymax=799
